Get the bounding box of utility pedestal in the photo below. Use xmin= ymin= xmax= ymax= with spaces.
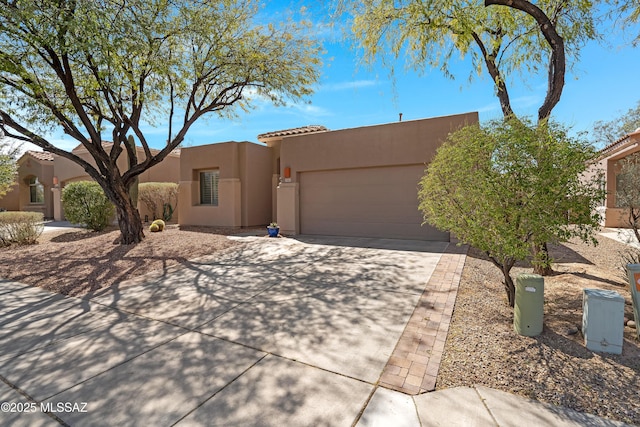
xmin=583 ymin=289 xmax=624 ymax=355
xmin=514 ymin=274 xmax=544 ymax=337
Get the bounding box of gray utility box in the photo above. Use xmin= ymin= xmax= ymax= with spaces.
xmin=626 ymin=264 xmax=640 ymax=340
xmin=583 ymin=289 xmax=624 ymax=355
xmin=514 ymin=274 xmax=544 ymax=337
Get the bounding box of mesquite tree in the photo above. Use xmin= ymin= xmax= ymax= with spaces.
xmin=0 ymin=0 xmax=321 ymax=243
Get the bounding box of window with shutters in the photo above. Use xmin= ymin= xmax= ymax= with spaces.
xmin=199 ymin=170 xmax=219 ymax=206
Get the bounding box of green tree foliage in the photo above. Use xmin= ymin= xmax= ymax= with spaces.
xmin=62 ymin=181 xmax=115 ymax=231
xmin=340 ymin=0 xmax=600 ymax=121
xmin=0 ymin=136 xmax=19 ymax=197
xmin=592 ymin=100 xmax=640 ymax=146
xmin=0 ymin=0 xmax=321 ymax=244
xmin=611 ymin=152 xmax=640 ymax=279
xmin=340 ymin=0 xmax=606 ymax=275
xmin=611 ymin=0 xmax=640 ymax=45
xmin=138 ymin=182 xmax=178 ymax=221
xmin=419 ymin=118 xmax=604 ymax=308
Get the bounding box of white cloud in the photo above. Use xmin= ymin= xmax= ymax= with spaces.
xmin=475 ymin=101 xmax=501 ymax=114
xmin=473 ymin=93 xmax=543 ymax=117
xmin=286 ymin=102 xmax=332 ymax=118
xmin=512 ymin=94 xmax=542 ymax=110
xmin=320 ymin=79 xmax=380 ymax=92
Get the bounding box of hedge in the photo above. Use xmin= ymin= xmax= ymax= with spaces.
xmin=138 ymin=182 xmax=178 ymax=221
xmin=62 ymin=181 xmax=115 ymax=231
xmin=0 ymin=211 xmax=44 ymax=246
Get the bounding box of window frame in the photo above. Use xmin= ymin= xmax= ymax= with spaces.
xmin=29 ymin=176 xmax=45 ymax=204
xmin=199 ymin=170 xmax=219 ymax=206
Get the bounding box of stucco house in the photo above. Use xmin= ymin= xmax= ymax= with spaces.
xmin=1 ymin=144 xmax=180 ymax=221
xmin=265 ymin=112 xmax=478 ymax=240
xmin=1 ymin=111 xmax=478 ymax=241
xmin=592 ymin=128 xmax=640 ymax=228
xmin=51 ymin=143 xmax=181 ymax=221
xmin=0 ymin=151 xmax=55 ymax=218
xmin=177 ymin=141 xmax=273 ymax=227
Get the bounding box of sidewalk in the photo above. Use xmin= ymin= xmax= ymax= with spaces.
xmin=41 ymin=220 xmax=82 ymax=233
xmin=359 ymin=385 xmax=631 ymax=426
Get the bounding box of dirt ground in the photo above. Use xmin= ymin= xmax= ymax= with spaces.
xmin=0 ymin=225 xmax=261 ymax=296
xmin=436 ymin=233 xmax=640 ymax=425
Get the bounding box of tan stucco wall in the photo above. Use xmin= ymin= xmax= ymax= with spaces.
xmin=178 ymin=141 xmax=271 ymax=227
xmin=279 ymin=112 xmax=478 ymax=178
xmin=276 ymin=112 xmax=479 ymax=236
xmin=16 ymin=155 xmax=54 ymax=218
xmin=239 ymin=142 xmax=273 ymax=226
xmin=0 ymin=182 xmax=20 ymax=211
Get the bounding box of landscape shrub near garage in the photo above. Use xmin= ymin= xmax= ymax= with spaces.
xmin=0 ymin=211 xmax=44 ymax=246
xmin=62 ymin=181 xmax=115 ymax=231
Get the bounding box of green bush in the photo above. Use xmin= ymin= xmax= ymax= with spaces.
xmin=152 ymin=219 xmax=165 ymax=231
xmin=149 ymin=223 xmax=160 ymax=232
xmin=138 ymin=182 xmax=178 ymax=221
xmin=0 ymin=211 xmax=44 ymax=246
xmin=62 ymin=181 xmax=115 ymax=231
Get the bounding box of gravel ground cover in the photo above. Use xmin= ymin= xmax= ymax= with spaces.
xmin=0 ymin=224 xmax=263 ymax=296
xmin=437 ymin=232 xmax=640 ymax=425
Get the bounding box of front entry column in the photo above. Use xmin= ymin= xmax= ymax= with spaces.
xmin=276 ymin=182 xmax=299 ymax=235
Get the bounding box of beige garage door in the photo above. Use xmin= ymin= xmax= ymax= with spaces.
xmin=299 ymin=166 xmax=449 ymax=240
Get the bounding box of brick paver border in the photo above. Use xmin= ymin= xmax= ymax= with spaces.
xmin=378 ymin=242 xmax=468 ymax=394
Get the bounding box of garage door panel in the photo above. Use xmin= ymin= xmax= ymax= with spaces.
xmin=300 ymin=166 xmax=448 ymax=241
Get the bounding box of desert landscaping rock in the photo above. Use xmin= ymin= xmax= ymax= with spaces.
xmin=437 ymin=232 xmax=640 ymax=425
xmin=566 ymin=326 xmax=579 ymax=335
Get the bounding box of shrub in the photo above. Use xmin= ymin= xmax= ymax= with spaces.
xmin=152 ymin=219 xmax=165 ymax=231
xmin=62 ymin=181 xmax=115 ymax=231
xmin=138 ymin=182 xmax=178 ymax=221
xmin=149 ymin=223 xmax=160 ymax=232
xmin=419 ymin=118 xmax=604 ymax=307
xmin=0 ymin=211 xmax=44 ymax=246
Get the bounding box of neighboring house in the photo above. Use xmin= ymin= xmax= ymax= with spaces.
xmin=0 ymin=112 xmax=478 ymax=241
xmin=52 ymin=143 xmax=180 ymax=221
xmin=0 ymin=151 xmax=54 ymax=218
xmin=0 ymin=143 xmax=180 ymax=221
xmin=593 ymin=128 xmax=640 ymax=228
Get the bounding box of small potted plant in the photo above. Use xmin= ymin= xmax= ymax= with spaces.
xmin=267 ymin=222 xmax=279 ymax=237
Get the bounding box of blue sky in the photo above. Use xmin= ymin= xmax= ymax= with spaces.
xmin=18 ymin=1 xmax=640 ymax=154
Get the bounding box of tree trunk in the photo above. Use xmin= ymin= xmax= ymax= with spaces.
xmin=110 ymin=180 xmax=144 ymax=244
xmin=532 ymin=242 xmax=553 ymax=276
xmin=114 ymin=198 xmax=144 ymax=244
xmin=503 ymin=266 xmax=516 ymax=308
xmin=488 ymin=253 xmax=516 ymax=307
xmin=629 ymin=207 xmax=640 ymax=243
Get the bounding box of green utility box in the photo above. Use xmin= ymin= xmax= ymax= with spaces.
xmin=514 ymin=274 xmax=544 ymax=336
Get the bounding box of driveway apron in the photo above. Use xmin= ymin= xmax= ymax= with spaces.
xmin=0 ymin=236 xmax=446 ymax=426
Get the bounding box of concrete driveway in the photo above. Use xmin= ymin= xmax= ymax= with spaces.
xmin=0 ymin=235 xmax=447 ymax=426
